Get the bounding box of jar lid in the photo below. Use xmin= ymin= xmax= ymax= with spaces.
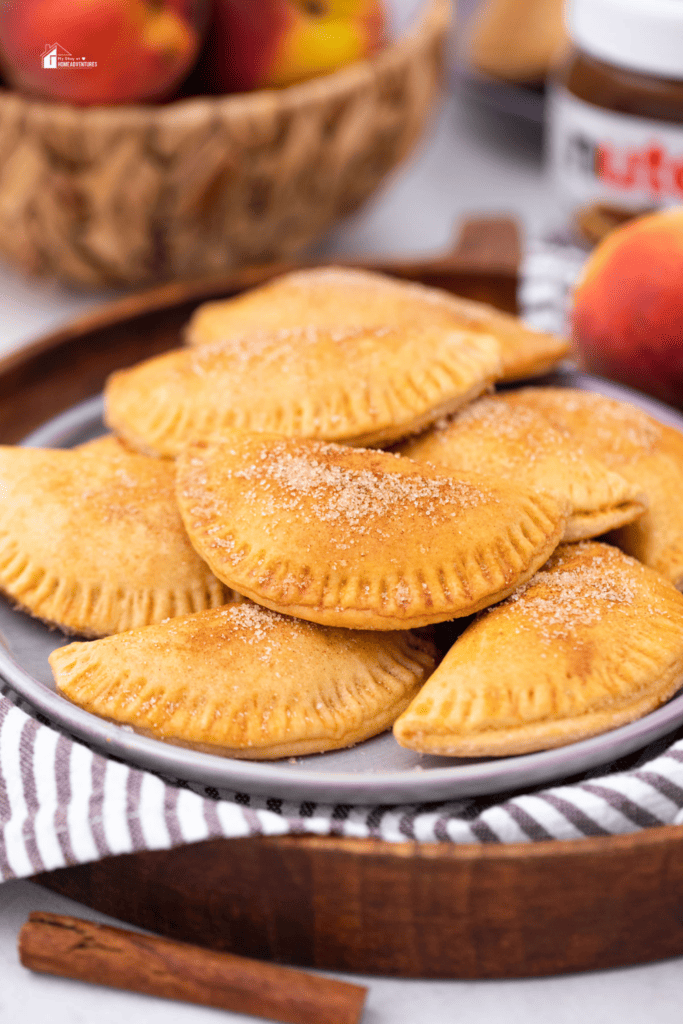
xmin=568 ymin=0 xmax=683 ymax=80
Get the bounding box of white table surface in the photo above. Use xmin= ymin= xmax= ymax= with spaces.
xmin=1 ymin=77 xmax=682 ymax=1024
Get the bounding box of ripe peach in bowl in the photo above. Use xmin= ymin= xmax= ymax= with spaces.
xmin=0 ymin=0 xmax=209 ymax=105
xmin=208 ymin=0 xmax=387 ymax=93
xmin=0 ymin=0 xmax=450 ymax=287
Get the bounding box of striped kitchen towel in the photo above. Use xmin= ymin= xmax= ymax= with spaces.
xmin=3 ymin=679 xmax=683 ymax=882
xmin=518 ymin=229 xmax=588 ymax=337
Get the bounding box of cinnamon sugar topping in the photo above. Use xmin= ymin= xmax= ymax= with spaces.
xmin=522 ymin=389 xmax=663 ymax=462
xmin=505 ymin=545 xmax=639 ymax=641
xmin=231 ymin=440 xmax=493 ymax=528
xmin=189 ymin=323 xmax=396 ymax=375
xmin=441 ymin=396 xmax=584 ymax=466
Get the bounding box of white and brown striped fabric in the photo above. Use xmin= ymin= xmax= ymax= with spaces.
xmin=519 ymin=231 xmax=588 ymax=337
xmin=3 ymin=685 xmax=683 ymax=882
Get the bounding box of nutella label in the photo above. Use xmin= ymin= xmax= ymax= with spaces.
xmin=548 ymin=85 xmax=683 ymax=214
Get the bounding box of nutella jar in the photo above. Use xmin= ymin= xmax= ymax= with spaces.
xmin=547 ymin=0 xmax=683 ymax=242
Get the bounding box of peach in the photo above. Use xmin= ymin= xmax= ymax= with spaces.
xmin=0 ymin=0 xmax=208 ymax=105
xmin=572 ymin=208 xmax=683 ymax=408
xmin=209 ymin=0 xmax=386 ymax=93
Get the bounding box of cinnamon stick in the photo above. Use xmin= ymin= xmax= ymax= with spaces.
xmin=19 ymin=912 xmax=367 ymax=1024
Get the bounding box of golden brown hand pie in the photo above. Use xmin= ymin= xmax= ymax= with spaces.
xmin=50 ymin=604 xmax=438 ymax=758
xmin=185 ymin=266 xmax=569 ymax=382
xmin=175 ymin=432 xmax=568 ymax=630
xmin=400 ymin=394 xmax=647 ymax=542
xmin=0 ymin=443 xmax=233 ymax=637
xmin=394 ymin=542 xmax=683 ymax=756
xmin=104 ymin=320 xmax=501 ymax=456
xmin=504 ymin=388 xmax=683 ymax=588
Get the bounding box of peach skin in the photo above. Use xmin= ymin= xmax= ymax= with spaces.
xmin=0 ymin=0 xmax=207 ymax=104
xmin=572 ymin=207 xmax=683 ymax=408
xmin=208 ymin=0 xmax=386 ymax=92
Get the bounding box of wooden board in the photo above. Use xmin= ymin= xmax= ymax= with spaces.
xmin=5 ymin=222 xmax=683 ymax=979
xmin=38 ymin=829 xmax=683 ymax=979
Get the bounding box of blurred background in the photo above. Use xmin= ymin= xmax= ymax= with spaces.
xmin=0 ymin=0 xmax=566 ymax=344
xmin=0 ymin=0 xmax=680 ymax=380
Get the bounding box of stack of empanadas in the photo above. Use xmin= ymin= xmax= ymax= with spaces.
xmin=4 ymin=266 xmax=683 ymax=765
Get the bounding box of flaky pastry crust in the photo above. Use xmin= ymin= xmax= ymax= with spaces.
xmin=395 ymin=542 xmax=683 ymax=756
xmin=400 ymin=393 xmax=647 ymax=542
xmin=105 ymin=320 xmax=501 ymax=456
xmin=186 ymin=266 xmax=569 ymax=382
xmin=51 ymin=603 xmax=437 ymax=758
xmin=0 ymin=441 xmax=232 ymax=636
xmin=175 ymin=432 xmax=569 ymax=629
xmin=507 ymin=388 xmax=683 ymax=589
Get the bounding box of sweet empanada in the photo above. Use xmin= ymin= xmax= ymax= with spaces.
xmin=0 ymin=444 xmax=233 ymax=637
xmin=505 ymin=388 xmax=683 ymax=588
xmin=394 ymin=542 xmax=683 ymax=756
xmin=400 ymin=394 xmax=647 ymax=542
xmin=185 ymin=266 xmax=570 ymax=382
xmin=175 ymin=432 xmax=568 ymax=629
xmin=104 ymin=321 xmax=501 ymax=456
xmin=50 ymin=603 xmax=438 ymax=758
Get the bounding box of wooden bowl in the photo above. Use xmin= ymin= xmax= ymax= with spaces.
xmin=0 ymin=0 xmax=450 ymax=289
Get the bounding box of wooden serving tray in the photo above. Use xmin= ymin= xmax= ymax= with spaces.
xmin=6 ymin=222 xmax=683 ymax=979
